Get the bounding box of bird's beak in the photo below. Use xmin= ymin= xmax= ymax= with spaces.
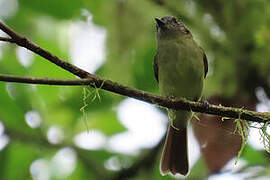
xmin=155 ymin=18 xmax=165 ymax=28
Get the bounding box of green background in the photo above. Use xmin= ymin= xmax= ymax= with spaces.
xmin=0 ymin=0 xmax=270 ymax=179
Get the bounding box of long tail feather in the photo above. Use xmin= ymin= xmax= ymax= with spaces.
xmin=160 ymin=126 xmax=189 ymax=176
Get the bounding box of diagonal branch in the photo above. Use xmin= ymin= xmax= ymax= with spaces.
xmin=0 ymin=21 xmax=92 ymax=78
xmin=0 ymin=21 xmax=269 ymax=123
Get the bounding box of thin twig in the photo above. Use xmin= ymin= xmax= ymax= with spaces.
xmin=0 ymin=74 xmax=93 ymax=86
xmin=0 ymin=21 xmax=270 ymax=123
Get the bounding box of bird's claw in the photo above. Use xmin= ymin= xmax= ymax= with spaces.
xmin=201 ymin=100 xmax=210 ymax=109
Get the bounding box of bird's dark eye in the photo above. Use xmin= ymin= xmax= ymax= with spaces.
xmin=172 ymin=17 xmax=177 ymax=23
xmin=184 ymin=29 xmax=190 ymax=34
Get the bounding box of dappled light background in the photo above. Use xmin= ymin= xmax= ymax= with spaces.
xmin=1 ymin=0 xmax=270 ymax=180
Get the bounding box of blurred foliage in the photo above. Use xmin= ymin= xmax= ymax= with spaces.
xmin=0 ymin=0 xmax=270 ymax=179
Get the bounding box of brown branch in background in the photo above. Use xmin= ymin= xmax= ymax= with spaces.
xmin=0 ymin=21 xmax=269 ymax=123
xmin=6 ymin=121 xmax=164 ymax=180
xmin=112 ymin=136 xmax=165 ymax=180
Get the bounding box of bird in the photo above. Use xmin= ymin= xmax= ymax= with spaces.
xmin=153 ymin=16 xmax=208 ymax=176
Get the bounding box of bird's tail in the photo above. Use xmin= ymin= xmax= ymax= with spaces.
xmin=160 ymin=125 xmax=189 ymax=176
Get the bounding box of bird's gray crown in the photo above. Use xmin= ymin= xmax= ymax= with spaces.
xmin=155 ymin=16 xmax=190 ymax=35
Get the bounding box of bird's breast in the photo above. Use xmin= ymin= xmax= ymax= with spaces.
xmin=157 ymin=39 xmax=204 ymax=100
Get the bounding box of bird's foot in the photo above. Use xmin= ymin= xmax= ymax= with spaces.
xmin=200 ymin=100 xmax=210 ymax=109
xmin=167 ymin=95 xmax=177 ymax=100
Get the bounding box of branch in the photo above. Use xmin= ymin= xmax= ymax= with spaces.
xmin=0 ymin=74 xmax=269 ymax=123
xmin=0 ymin=74 xmax=94 ymax=86
xmin=0 ymin=21 xmax=269 ymax=123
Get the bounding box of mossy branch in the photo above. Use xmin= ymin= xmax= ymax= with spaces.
xmin=0 ymin=21 xmax=269 ymax=123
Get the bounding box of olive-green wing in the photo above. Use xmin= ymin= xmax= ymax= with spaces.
xmin=200 ymin=47 xmax=208 ymax=78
